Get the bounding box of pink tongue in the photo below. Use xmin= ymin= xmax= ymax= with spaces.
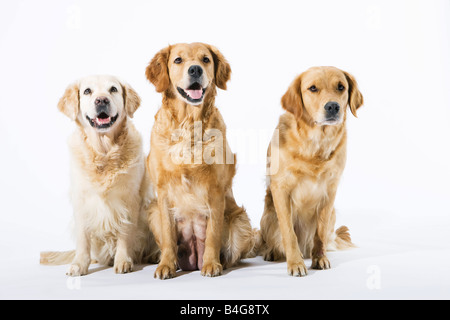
xmin=186 ymin=90 xmax=203 ymax=100
xmin=96 ymin=117 xmax=111 ymax=125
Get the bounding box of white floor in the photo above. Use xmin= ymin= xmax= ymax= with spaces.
xmin=1 ymin=210 xmax=449 ymax=300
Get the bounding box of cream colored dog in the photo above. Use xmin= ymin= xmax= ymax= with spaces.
xmin=40 ymin=75 xmax=159 ymax=276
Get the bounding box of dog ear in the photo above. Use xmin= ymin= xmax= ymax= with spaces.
xmin=146 ymin=46 xmax=171 ymax=93
xmin=122 ymin=83 xmax=141 ymax=118
xmin=58 ymin=82 xmax=79 ymax=121
xmin=281 ymin=75 xmax=304 ymax=121
xmin=344 ymin=71 xmax=364 ymax=117
xmin=206 ymin=44 xmax=231 ymax=90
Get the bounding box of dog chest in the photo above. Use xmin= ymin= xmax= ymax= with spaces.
xmin=70 ymin=161 xmax=143 ymax=234
xmin=166 ymin=174 xmax=211 ymax=217
xmin=290 ymin=176 xmax=329 ymax=216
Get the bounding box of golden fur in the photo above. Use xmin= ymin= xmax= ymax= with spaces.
xmin=40 ymin=75 xmax=159 ymax=276
xmin=260 ymin=67 xmax=363 ymax=276
xmin=145 ymin=43 xmax=258 ymax=279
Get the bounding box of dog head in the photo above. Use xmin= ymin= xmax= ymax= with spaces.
xmin=146 ymin=43 xmax=231 ymax=106
xmin=282 ymin=67 xmax=364 ymax=126
xmin=58 ymin=75 xmax=141 ymax=133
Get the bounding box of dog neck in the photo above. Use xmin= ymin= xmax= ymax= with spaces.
xmin=77 ymin=118 xmax=129 ymax=155
xmin=162 ymin=87 xmax=216 ymax=125
xmin=294 ymin=114 xmax=347 ymax=161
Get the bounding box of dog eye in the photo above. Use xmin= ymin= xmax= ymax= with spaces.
xmin=84 ymin=88 xmax=92 ymax=95
xmin=110 ymin=86 xmax=118 ymax=93
xmin=174 ymin=57 xmax=183 ymax=64
xmin=308 ymin=85 xmax=318 ymax=93
xmin=337 ymin=84 xmax=345 ymax=91
xmin=203 ymin=56 xmax=211 ymax=63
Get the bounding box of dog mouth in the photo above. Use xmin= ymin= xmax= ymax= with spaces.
xmin=316 ymin=118 xmax=341 ymax=126
xmin=86 ymin=113 xmax=119 ymax=130
xmin=177 ymin=82 xmax=206 ymax=105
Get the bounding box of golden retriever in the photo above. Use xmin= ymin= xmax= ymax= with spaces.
xmin=260 ymin=67 xmax=364 ymax=276
xmin=40 ymin=75 xmax=159 ymax=276
xmin=145 ymin=43 xmax=258 ymax=279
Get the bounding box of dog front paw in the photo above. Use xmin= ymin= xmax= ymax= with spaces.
xmin=114 ymin=259 xmax=134 ymax=274
xmin=154 ymin=263 xmax=177 ymax=280
xmin=311 ymin=256 xmax=331 ymax=270
xmin=201 ymin=262 xmax=223 ymax=277
xmin=287 ymin=260 xmax=308 ymax=277
xmin=67 ymin=263 xmax=89 ymax=277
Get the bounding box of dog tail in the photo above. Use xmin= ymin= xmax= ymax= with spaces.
xmin=328 ymin=226 xmax=356 ymax=252
xmin=40 ymin=250 xmax=75 ymax=265
xmin=246 ymin=228 xmax=263 ymax=259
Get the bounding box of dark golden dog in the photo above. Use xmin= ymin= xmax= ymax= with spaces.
xmin=145 ymin=43 xmax=258 ymax=279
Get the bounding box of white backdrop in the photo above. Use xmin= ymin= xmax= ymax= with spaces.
xmin=1 ymin=0 xmax=449 ymax=300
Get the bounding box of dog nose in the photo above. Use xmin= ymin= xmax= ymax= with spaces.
xmin=188 ymin=65 xmax=203 ymax=78
xmin=95 ymin=97 xmax=110 ymax=106
xmin=324 ymin=102 xmax=340 ymax=116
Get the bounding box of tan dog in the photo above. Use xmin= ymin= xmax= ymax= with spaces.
xmin=260 ymin=67 xmax=364 ymax=276
xmin=40 ymin=75 xmax=159 ymax=276
xmin=145 ymin=43 xmax=258 ymax=279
